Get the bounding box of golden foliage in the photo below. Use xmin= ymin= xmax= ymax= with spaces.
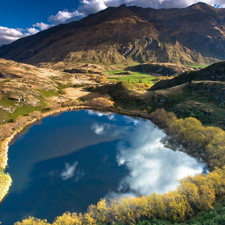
xmin=151 ymin=108 xmax=225 ymax=169
xmin=53 ymin=212 xmax=83 ymax=225
xmin=87 ymin=97 xmax=114 ymax=108
xmin=96 ymin=76 xmax=107 ymax=84
xmin=0 ymin=170 xmax=12 ymax=202
xmin=14 ymin=217 xmax=50 ymax=225
xmin=163 ymin=190 xmax=193 ymax=222
xmin=90 ymin=75 xmax=97 ymax=80
xmin=62 ymin=100 xmax=81 ymax=107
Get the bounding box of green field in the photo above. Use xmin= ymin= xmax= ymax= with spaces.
xmin=185 ymin=64 xmax=208 ymax=69
xmin=106 ymin=70 xmax=156 ymax=85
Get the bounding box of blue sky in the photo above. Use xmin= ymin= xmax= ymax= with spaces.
xmin=0 ymin=0 xmax=80 ymax=29
xmin=0 ymin=0 xmax=224 ymax=46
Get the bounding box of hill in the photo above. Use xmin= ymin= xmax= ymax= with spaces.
xmin=90 ymin=61 xmax=225 ymax=128
xmin=0 ymin=58 xmax=82 ymax=123
xmin=0 ymin=3 xmax=225 ymax=66
xmin=150 ymin=61 xmax=225 ymax=90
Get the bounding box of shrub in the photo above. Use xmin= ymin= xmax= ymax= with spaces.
xmin=0 ymin=170 xmax=12 ymax=202
xmin=96 ymin=76 xmax=107 ymax=83
xmin=87 ymin=97 xmax=114 ymax=108
xmin=62 ymin=100 xmax=81 ymax=107
xmin=90 ymin=75 xmax=97 ymax=80
xmin=147 ymin=106 xmax=153 ymax=114
xmin=14 ymin=217 xmax=50 ymax=225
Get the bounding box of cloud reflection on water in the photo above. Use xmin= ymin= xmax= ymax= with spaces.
xmin=91 ymin=123 xmax=109 ymax=135
xmin=88 ymin=110 xmax=116 ymax=121
xmin=105 ymin=118 xmax=204 ymax=199
xmin=61 ymin=161 xmax=85 ymax=182
xmin=88 ymin=111 xmax=204 ymax=198
xmin=123 ymin=115 xmax=140 ymax=125
xmin=61 ymin=161 xmax=78 ymax=180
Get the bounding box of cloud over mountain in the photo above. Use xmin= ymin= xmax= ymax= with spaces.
xmin=0 ymin=26 xmax=36 ymax=46
xmin=48 ymin=10 xmax=85 ymax=25
xmin=33 ymin=22 xmax=51 ymax=31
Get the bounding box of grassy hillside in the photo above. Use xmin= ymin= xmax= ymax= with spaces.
xmin=150 ymin=61 xmax=225 ymax=91
xmin=92 ymin=61 xmax=225 ymax=128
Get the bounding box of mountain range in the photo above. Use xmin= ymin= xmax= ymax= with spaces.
xmin=0 ymin=2 xmax=225 ymax=66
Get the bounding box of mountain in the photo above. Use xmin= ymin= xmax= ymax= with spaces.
xmin=0 ymin=2 xmax=225 ymax=66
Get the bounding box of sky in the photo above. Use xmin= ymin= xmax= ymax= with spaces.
xmin=0 ymin=0 xmax=224 ymax=46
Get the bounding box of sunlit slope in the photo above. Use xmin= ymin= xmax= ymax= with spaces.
xmin=0 ymin=3 xmax=225 ymax=65
xmin=150 ymin=61 xmax=225 ymax=90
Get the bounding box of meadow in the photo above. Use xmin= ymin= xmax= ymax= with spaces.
xmin=106 ymin=70 xmax=156 ymax=85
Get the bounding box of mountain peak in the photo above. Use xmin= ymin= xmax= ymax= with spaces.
xmin=118 ymin=4 xmax=127 ymax=9
xmin=188 ymin=2 xmax=217 ymax=11
xmin=119 ymin=4 xmax=127 ymax=7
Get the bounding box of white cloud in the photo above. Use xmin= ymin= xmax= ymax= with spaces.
xmin=46 ymin=0 xmax=225 ymax=30
xmin=0 ymin=26 xmax=25 ymax=45
xmin=91 ymin=123 xmax=109 ymax=135
xmin=88 ymin=110 xmax=109 ymax=117
xmin=105 ymin=120 xmax=205 ymax=199
xmin=48 ymin=10 xmax=85 ymax=25
xmin=88 ymin=110 xmax=116 ymax=121
xmin=61 ymin=161 xmax=85 ymax=181
xmin=27 ymin=28 xmax=39 ymax=35
xmin=77 ymin=0 xmax=108 ymax=15
xmin=102 ymin=0 xmax=225 ymax=9
xmin=0 ymin=26 xmax=42 ymax=46
xmin=107 ymin=114 xmax=116 ymax=121
xmin=123 ymin=116 xmax=140 ymax=125
xmin=33 ymin=22 xmax=51 ymax=31
xmin=57 ymin=0 xmax=225 ymax=23
xmin=61 ymin=161 xmax=78 ymax=180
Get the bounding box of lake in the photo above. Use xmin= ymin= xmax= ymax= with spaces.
xmin=0 ymin=110 xmax=206 ymax=224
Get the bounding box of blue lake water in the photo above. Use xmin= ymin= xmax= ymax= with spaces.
xmin=0 ymin=110 xmax=206 ymax=224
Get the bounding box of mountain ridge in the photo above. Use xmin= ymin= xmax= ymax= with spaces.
xmin=0 ymin=2 xmax=225 ymax=66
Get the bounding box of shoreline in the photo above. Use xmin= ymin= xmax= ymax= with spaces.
xmin=2 ymin=106 xmax=225 ymax=224
xmin=0 ymin=104 xmax=153 ymax=203
xmin=0 ymin=106 xmax=91 ymax=170
xmin=0 ymin=105 xmax=152 ymax=170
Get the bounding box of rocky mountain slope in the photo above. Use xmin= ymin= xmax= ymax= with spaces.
xmin=0 ymin=3 xmax=225 ymax=66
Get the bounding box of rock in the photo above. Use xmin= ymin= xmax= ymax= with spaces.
xmin=8 ymin=92 xmax=22 ymax=101
xmin=26 ymin=95 xmax=40 ymax=107
xmin=0 ymin=106 xmax=16 ymax=113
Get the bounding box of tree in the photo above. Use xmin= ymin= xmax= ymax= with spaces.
xmin=162 ymin=190 xmax=193 ymax=222
xmin=14 ymin=217 xmax=50 ymax=225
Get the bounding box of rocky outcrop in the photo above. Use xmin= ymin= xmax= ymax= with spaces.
xmin=26 ymin=95 xmax=40 ymax=107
